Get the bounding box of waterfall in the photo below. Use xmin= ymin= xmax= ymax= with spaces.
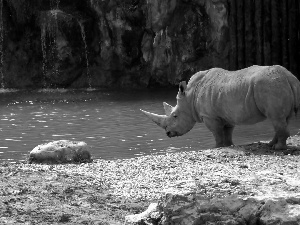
xmin=40 ymin=0 xmax=61 ymax=89
xmin=41 ymin=23 xmax=47 ymax=88
xmin=50 ymin=0 xmax=60 ymax=82
xmin=0 ymin=0 xmax=4 ymax=89
xmin=78 ymin=22 xmax=92 ymax=89
xmin=56 ymin=0 xmax=60 ymax=9
xmin=40 ymin=14 xmax=56 ymax=89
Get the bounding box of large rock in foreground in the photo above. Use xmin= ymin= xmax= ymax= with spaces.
xmin=28 ymin=140 xmax=92 ymax=164
xmin=125 ymin=193 xmax=300 ymax=224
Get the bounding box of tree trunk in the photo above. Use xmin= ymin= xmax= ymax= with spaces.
xmin=288 ymin=0 xmax=298 ymax=74
xmin=229 ymin=0 xmax=237 ymax=70
xmin=237 ymin=0 xmax=244 ymax=69
xmin=271 ymin=0 xmax=281 ymax=65
xmin=263 ymin=0 xmax=271 ymax=65
xmin=255 ymin=0 xmax=263 ymax=65
xmin=245 ymin=0 xmax=254 ymax=67
xmin=281 ymin=0 xmax=289 ymax=69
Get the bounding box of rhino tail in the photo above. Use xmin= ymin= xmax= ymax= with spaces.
xmin=294 ymin=107 xmax=298 ymax=117
xmin=288 ymin=77 xmax=300 ymax=118
xmin=293 ymin=81 xmax=300 ymax=117
xmin=291 ymin=84 xmax=300 ymax=118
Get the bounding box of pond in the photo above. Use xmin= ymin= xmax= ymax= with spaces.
xmin=1 ymin=88 xmax=300 ymax=162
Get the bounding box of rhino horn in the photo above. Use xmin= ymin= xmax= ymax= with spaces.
xmin=140 ymin=109 xmax=167 ymax=129
xmin=163 ymin=102 xmax=173 ymax=116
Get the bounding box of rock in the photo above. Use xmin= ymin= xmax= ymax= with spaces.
xmin=125 ymin=193 xmax=300 ymax=225
xmin=125 ymin=203 xmax=160 ymax=224
xmin=1 ymin=0 xmax=230 ymax=89
xmin=28 ymin=140 xmax=92 ymax=164
xmin=259 ymin=198 xmax=300 ymax=225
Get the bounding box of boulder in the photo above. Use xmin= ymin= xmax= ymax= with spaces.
xmin=28 ymin=140 xmax=92 ymax=164
xmin=125 ymin=193 xmax=300 ymax=225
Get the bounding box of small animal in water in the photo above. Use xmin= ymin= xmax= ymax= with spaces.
xmin=141 ymin=65 xmax=300 ymax=150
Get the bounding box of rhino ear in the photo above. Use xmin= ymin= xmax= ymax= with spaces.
xmin=179 ymin=81 xmax=187 ymax=96
xmin=163 ymin=102 xmax=173 ymax=116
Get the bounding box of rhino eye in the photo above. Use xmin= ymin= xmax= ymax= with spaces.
xmin=173 ymin=114 xmax=177 ymax=118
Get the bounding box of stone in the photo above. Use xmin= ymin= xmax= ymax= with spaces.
xmin=125 ymin=193 xmax=300 ymax=225
xmin=28 ymin=140 xmax=92 ymax=164
xmin=259 ymin=198 xmax=300 ymax=225
xmin=1 ymin=0 xmax=229 ymax=89
xmin=125 ymin=203 xmax=160 ymax=224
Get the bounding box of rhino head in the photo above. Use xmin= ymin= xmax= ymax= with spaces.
xmin=141 ymin=81 xmax=196 ymax=137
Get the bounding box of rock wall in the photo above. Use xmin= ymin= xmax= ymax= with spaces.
xmin=0 ymin=0 xmax=229 ymax=89
xmin=125 ymin=193 xmax=300 ymax=224
xmin=0 ymin=0 xmax=299 ymax=89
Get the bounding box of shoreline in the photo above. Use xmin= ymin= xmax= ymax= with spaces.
xmin=1 ymin=136 xmax=300 ymax=224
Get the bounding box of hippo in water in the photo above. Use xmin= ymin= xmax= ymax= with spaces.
xmin=141 ymin=65 xmax=300 ymax=150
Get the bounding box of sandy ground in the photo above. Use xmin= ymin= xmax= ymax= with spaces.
xmin=1 ymin=136 xmax=300 ymax=224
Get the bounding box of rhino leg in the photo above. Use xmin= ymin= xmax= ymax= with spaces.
xmin=204 ymin=118 xmax=223 ymax=147
xmin=223 ymin=125 xmax=234 ymax=146
xmin=204 ymin=119 xmax=233 ymax=148
xmin=268 ymin=135 xmax=278 ymax=147
xmin=269 ymin=118 xmax=290 ymax=150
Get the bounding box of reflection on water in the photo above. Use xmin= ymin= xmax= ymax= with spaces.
xmin=0 ymin=88 xmax=300 ymax=162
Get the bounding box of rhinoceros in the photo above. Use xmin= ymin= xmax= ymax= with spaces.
xmin=141 ymin=65 xmax=300 ymax=150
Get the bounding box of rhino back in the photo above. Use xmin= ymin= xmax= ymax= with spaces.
xmin=191 ymin=65 xmax=300 ymax=125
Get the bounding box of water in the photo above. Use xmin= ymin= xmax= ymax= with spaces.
xmin=78 ymin=22 xmax=91 ymax=88
xmin=50 ymin=0 xmax=60 ymax=10
xmin=41 ymin=23 xmax=47 ymax=87
xmin=40 ymin=2 xmax=61 ymax=88
xmin=0 ymin=88 xmax=300 ymax=163
xmin=40 ymin=13 xmax=57 ymax=88
xmin=0 ymin=0 xmax=4 ymax=88
xmin=50 ymin=0 xmax=60 ymax=79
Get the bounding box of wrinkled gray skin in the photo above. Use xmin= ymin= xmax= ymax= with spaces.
xmin=141 ymin=65 xmax=300 ymax=150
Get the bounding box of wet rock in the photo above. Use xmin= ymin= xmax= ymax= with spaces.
xmin=125 ymin=193 xmax=300 ymax=225
xmin=28 ymin=140 xmax=92 ymax=164
xmin=1 ymin=0 xmax=229 ymax=89
xmin=146 ymin=0 xmax=177 ymax=33
xmin=39 ymin=9 xmax=87 ymax=88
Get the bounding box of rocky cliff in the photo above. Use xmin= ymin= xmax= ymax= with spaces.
xmin=0 ymin=0 xmax=299 ymax=89
xmin=0 ymin=0 xmax=229 ymax=89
